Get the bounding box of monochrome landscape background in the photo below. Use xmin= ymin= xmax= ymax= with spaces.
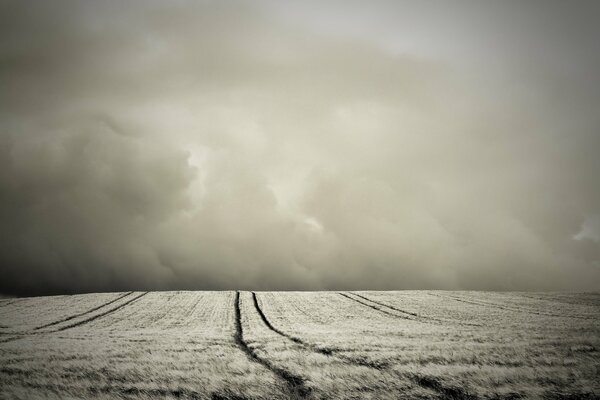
xmin=1 ymin=1 xmax=600 ymax=398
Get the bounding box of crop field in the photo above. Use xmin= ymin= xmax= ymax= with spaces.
xmin=0 ymin=291 xmax=599 ymax=400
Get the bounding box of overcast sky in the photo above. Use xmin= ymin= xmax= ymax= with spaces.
xmin=1 ymin=0 xmax=599 ymax=296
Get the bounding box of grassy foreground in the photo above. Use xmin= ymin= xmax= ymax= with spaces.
xmin=1 ymin=291 xmax=599 ymax=399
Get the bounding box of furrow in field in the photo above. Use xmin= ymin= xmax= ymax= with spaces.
xmin=0 ymin=292 xmax=142 ymax=341
xmin=249 ymin=292 xmax=441 ymax=398
xmin=253 ymin=292 xmax=387 ymax=370
xmin=234 ymin=291 xmax=311 ymax=398
xmin=3 ymin=291 xmax=597 ymax=399
xmin=0 ymin=292 xmax=148 ymax=339
xmin=255 ymin=292 xmax=477 ymax=399
xmin=429 ymin=292 xmax=593 ymax=320
xmin=33 ymin=291 xmax=134 ymax=330
xmin=338 ymin=292 xmax=412 ymax=319
xmin=74 ymin=291 xmax=202 ymax=332
xmin=98 ymin=291 xmax=226 ymax=332
xmin=0 ymin=293 xmax=131 ymax=332
xmin=2 ymin=291 xmax=291 ymax=399
xmin=350 ymin=292 xmax=481 ymax=327
xmin=252 ymin=292 xmax=332 ymax=356
xmin=0 ymin=299 xmax=18 ymax=308
xmin=52 ymin=292 xmax=149 ymax=332
xmin=252 ymin=292 xmax=390 ymax=369
xmin=351 ymin=292 xmax=418 ymax=317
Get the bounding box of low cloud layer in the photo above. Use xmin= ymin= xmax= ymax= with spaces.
xmin=1 ymin=0 xmax=599 ymax=295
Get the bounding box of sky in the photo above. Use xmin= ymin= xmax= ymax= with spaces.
xmin=1 ymin=0 xmax=599 ymax=296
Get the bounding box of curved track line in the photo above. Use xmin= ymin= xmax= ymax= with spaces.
xmin=0 ymin=292 xmax=148 ymax=343
xmin=350 ymin=292 xmax=418 ymax=316
xmin=349 ymin=292 xmax=481 ymax=327
xmin=234 ymin=291 xmax=311 ymax=398
xmin=34 ymin=292 xmax=134 ymax=330
xmin=338 ymin=293 xmax=412 ymax=319
xmin=0 ymin=299 xmax=19 ymax=308
xmin=253 ymin=293 xmax=383 ymax=369
xmin=252 ymin=292 xmax=332 ymax=356
xmin=255 ymin=292 xmax=477 ymax=399
xmin=53 ymin=292 xmax=148 ymax=332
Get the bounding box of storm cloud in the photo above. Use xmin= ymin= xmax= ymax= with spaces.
xmin=1 ymin=0 xmax=599 ymax=295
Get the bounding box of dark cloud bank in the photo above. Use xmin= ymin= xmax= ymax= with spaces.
xmin=1 ymin=0 xmax=599 ymax=296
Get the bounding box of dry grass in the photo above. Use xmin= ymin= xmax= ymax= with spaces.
xmin=1 ymin=291 xmax=599 ymax=399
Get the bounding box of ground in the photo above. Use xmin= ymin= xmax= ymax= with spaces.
xmin=0 ymin=291 xmax=599 ymax=399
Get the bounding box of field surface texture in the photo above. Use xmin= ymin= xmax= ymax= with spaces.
xmin=0 ymin=291 xmax=599 ymax=399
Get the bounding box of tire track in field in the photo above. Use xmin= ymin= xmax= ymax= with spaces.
xmin=429 ymin=292 xmax=593 ymax=320
xmin=252 ymin=293 xmax=387 ymax=369
xmin=53 ymin=292 xmax=148 ymax=332
xmin=234 ymin=291 xmax=311 ymax=398
xmin=34 ymin=292 xmax=134 ymax=330
xmin=0 ymin=299 xmax=19 ymax=308
xmin=0 ymin=292 xmax=148 ymax=344
xmin=349 ymin=292 xmax=481 ymax=327
xmin=254 ymin=292 xmax=477 ymax=400
xmin=338 ymin=292 xmax=413 ymax=320
xmin=350 ymin=292 xmax=418 ymax=317
xmin=252 ymin=292 xmax=333 ymax=356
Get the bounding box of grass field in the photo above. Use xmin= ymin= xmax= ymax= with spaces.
xmin=0 ymin=291 xmax=599 ymax=399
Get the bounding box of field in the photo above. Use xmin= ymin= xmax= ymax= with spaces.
xmin=1 ymin=291 xmax=599 ymax=399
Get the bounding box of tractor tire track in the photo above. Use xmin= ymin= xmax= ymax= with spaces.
xmin=0 ymin=299 xmax=19 ymax=308
xmin=53 ymin=292 xmax=148 ymax=332
xmin=429 ymin=293 xmax=592 ymax=320
xmin=34 ymin=292 xmax=134 ymax=330
xmin=0 ymin=292 xmax=148 ymax=344
xmin=349 ymin=292 xmax=481 ymax=327
xmin=252 ymin=292 xmax=333 ymax=356
xmin=338 ymin=293 xmax=412 ymax=320
xmin=255 ymin=292 xmax=477 ymax=399
xmin=351 ymin=292 xmax=418 ymax=317
xmin=234 ymin=291 xmax=311 ymax=398
xmin=253 ymin=293 xmax=386 ymax=369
